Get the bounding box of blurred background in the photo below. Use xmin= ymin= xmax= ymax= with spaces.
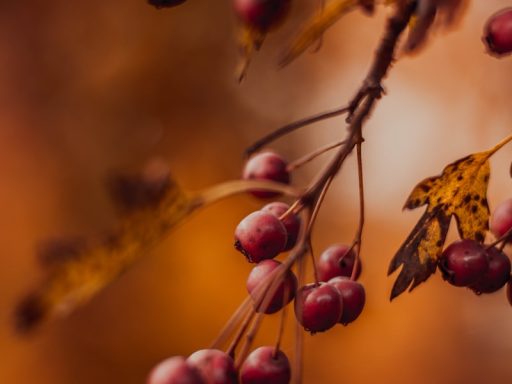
xmin=1 ymin=0 xmax=511 ymax=383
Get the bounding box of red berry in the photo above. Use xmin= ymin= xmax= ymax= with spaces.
xmin=246 ymin=260 xmax=297 ymax=314
xmin=147 ymin=356 xmax=205 ymax=384
xmin=317 ymin=244 xmax=361 ymax=282
xmin=507 ymin=277 xmax=512 ymax=306
xmin=233 ymin=0 xmax=291 ymax=32
xmin=294 ymin=283 xmax=342 ymax=333
xmin=328 ymin=277 xmax=365 ymax=325
xmin=242 ymin=151 xmax=290 ymax=199
xmin=470 ymin=247 xmax=511 ymax=294
xmin=483 ymin=8 xmax=512 ymax=57
xmin=235 ymin=211 xmax=287 ymax=263
xmin=187 ymin=349 xmax=237 ymax=384
xmin=490 ymin=198 xmax=512 ymax=241
xmin=439 ymin=239 xmax=489 ymax=287
xmin=239 ymin=346 xmax=291 ymax=384
xmin=148 ymin=0 xmax=187 ymax=9
xmin=261 ymin=202 xmax=301 ymax=250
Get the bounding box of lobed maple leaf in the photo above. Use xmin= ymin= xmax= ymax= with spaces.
xmin=388 ymin=138 xmax=512 ymax=300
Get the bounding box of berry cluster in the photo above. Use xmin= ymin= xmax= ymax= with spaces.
xmin=147 ymin=150 xmax=367 ymax=384
xmin=439 ymin=199 xmax=512 ymax=299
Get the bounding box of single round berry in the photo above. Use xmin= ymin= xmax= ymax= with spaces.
xmin=187 ymin=349 xmax=237 ymax=384
xmin=239 ymin=346 xmax=291 ymax=384
xmin=294 ymin=283 xmax=342 ymax=333
xmin=147 ymin=356 xmax=205 ymax=384
xmin=235 ymin=211 xmax=287 ymax=263
xmin=242 ymin=151 xmax=290 ymax=199
xmin=490 ymin=198 xmax=512 ymax=241
xmin=470 ymin=247 xmax=511 ymax=294
xmin=261 ymin=202 xmax=300 ymax=250
xmin=317 ymin=244 xmax=361 ymax=282
xmin=148 ymin=0 xmax=187 ymax=9
xmin=439 ymin=239 xmax=489 ymax=287
xmin=483 ymin=8 xmax=512 ymax=57
xmin=328 ymin=277 xmax=365 ymax=325
xmin=233 ymin=0 xmax=291 ymax=32
xmin=507 ymin=277 xmax=512 ymax=306
xmin=246 ymin=259 xmax=297 ymax=314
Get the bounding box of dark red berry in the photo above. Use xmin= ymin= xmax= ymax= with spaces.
xmin=507 ymin=277 xmax=512 ymax=306
xmin=233 ymin=0 xmax=291 ymax=32
xmin=246 ymin=259 xmax=297 ymax=314
xmin=187 ymin=349 xmax=237 ymax=384
xmin=261 ymin=202 xmax=300 ymax=250
xmin=317 ymin=244 xmax=361 ymax=282
xmin=294 ymin=283 xmax=342 ymax=333
xmin=242 ymin=151 xmax=290 ymax=199
xmin=147 ymin=356 xmax=205 ymax=384
xmin=470 ymin=247 xmax=511 ymax=294
xmin=239 ymin=346 xmax=291 ymax=384
xmin=439 ymin=239 xmax=489 ymax=287
xmin=148 ymin=0 xmax=187 ymax=9
xmin=235 ymin=211 xmax=287 ymax=263
xmin=483 ymin=8 xmax=512 ymax=57
xmin=328 ymin=277 xmax=365 ymax=325
xmin=490 ymin=198 xmax=512 ymax=241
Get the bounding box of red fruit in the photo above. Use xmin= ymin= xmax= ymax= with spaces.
xmin=147 ymin=356 xmax=205 ymax=384
xmin=233 ymin=0 xmax=291 ymax=32
xmin=470 ymin=247 xmax=511 ymax=294
xmin=235 ymin=211 xmax=287 ymax=263
xmin=483 ymin=8 xmax=512 ymax=57
xmin=294 ymin=283 xmax=342 ymax=333
xmin=246 ymin=259 xmax=297 ymax=314
xmin=439 ymin=239 xmax=489 ymax=287
xmin=148 ymin=0 xmax=187 ymax=9
xmin=239 ymin=346 xmax=291 ymax=384
xmin=261 ymin=202 xmax=301 ymax=250
xmin=317 ymin=244 xmax=360 ymax=282
xmin=328 ymin=277 xmax=365 ymax=325
xmin=490 ymin=198 xmax=512 ymax=241
xmin=187 ymin=349 xmax=237 ymax=384
xmin=242 ymin=151 xmax=290 ymax=199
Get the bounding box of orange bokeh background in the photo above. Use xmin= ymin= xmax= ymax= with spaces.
xmin=1 ymin=1 xmax=511 ymax=383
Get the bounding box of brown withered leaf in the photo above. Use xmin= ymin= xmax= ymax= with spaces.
xmin=388 ymin=147 xmax=498 ymax=300
xmin=280 ymin=0 xmax=357 ymax=67
xmin=15 ymin=173 xmax=191 ymax=333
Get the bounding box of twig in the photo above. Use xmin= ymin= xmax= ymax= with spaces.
xmin=287 ymin=140 xmax=347 ymax=172
xmin=245 ymin=106 xmax=350 ymax=156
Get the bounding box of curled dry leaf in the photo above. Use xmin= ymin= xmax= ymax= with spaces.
xmin=280 ymin=0 xmax=358 ymax=67
xmin=236 ymin=25 xmax=265 ymax=82
xmin=388 ymin=137 xmax=512 ymax=300
xmin=15 ymin=168 xmax=299 ymax=333
xmin=402 ymin=0 xmax=469 ymax=54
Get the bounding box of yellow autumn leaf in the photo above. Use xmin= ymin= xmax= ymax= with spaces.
xmin=280 ymin=0 xmax=358 ymax=67
xmin=389 ymin=135 xmax=512 ymax=300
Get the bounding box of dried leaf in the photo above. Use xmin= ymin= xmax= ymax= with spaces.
xmin=280 ymin=0 xmax=357 ymax=67
xmin=388 ymin=145 xmax=501 ymax=300
xmin=16 ymin=174 xmax=191 ymax=333
xmin=236 ymin=25 xmax=265 ymax=82
xmin=15 ymin=175 xmax=300 ymax=333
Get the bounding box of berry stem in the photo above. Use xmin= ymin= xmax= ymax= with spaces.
xmin=210 ymin=295 xmax=253 ymax=351
xmin=273 ymin=284 xmax=290 ymax=358
xmin=287 ymin=140 xmax=347 ymax=172
xmin=245 ymin=106 xmax=350 ymax=156
xmin=351 ymin=135 xmax=365 ymax=281
xmin=486 ymin=227 xmax=512 ymax=251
